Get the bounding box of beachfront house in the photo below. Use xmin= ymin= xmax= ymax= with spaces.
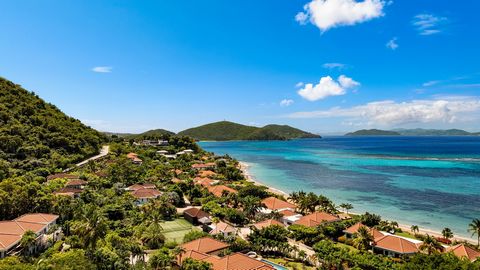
xmin=293 ymin=211 xmax=341 ymax=227
xmin=260 ymin=197 xmax=296 ymax=214
xmin=179 ymin=237 xmax=274 ymax=270
xmin=208 ymin=221 xmax=237 ymax=238
xmin=446 ymin=244 xmax=480 ymax=262
xmin=0 ymin=213 xmax=60 ymax=258
xmin=373 ymin=235 xmax=419 ymax=257
xmin=343 ymin=222 xmax=385 ymax=239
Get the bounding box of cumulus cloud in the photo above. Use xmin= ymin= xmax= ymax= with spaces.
xmin=298 ymin=75 xmax=359 ymax=101
xmin=286 ymin=97 xmax=480 ymax=127
xmin=323 ymin=63 xmax=346 ymax=69
xmin=92 ymin=66 xmax=113 ymax=73
xmin=386 ymin=37 xmax=398 ymax=50
xmin=296 ymin=0 xmax=385 ymax=32
xmin=412 ymin=14 xmax=447 ymax=35
xmin=295 ymin=82 xmax=305 ymax=88
xmin=280 ymin=99 xmax=295 ymax=107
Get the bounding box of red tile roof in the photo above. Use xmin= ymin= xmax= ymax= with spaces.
xmin=253 ymin=219 xmax=284 ymax=230
xmin=54 ymin=187 xmax=83 ymax=197
xmin=181 ymin=237 xmax=229 ymax=254
xmin=278 ymin=209 xmax=297 ymax=217
xmin=208 ymin=185 xmax=237 ymax=197
xmin=199 ymin=170 xmax=217 ymax=178
xmin=184 ymin=208 xmax=210 ymax=219
xmin=374 ymin=235 xmax=419 ymax=254
xmin=65 ymin=179 xmax=87 ymax=187
xmin=130 ymin=188 xmax=161 ymax=199
xmin=180 ymin=251 xmax=274 ymax=270
xmin=14 ymin=213 xmax=59 ymax=225
xmin=261 ymin=197 xmax=296 ymax=211
xmin=343 ymin=222 xmax=384 ymax=239
xmin=194 ymin=177 xmax=215 ymax=187
xmin=192 ymin=162 xmax=216 ymax=169
xmin=210 ymin=222 xmax=236 ymax=235
xmin=293 ymin=212 xmax=340 ymax=227
xmin=447 ymin=244 xmax=480 ymax=262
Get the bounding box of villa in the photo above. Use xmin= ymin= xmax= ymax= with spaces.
xmin=140 ymin=139 xmax=169 ymax=147
xmin=252 ymin=219 xmax=284 ymax=230
xmin=65 ymin=179 xmax=87 ymax=189
xmin=126 ymin=184 xmax=161 ymax=205
xmin=260 ymin=197 xmax=296 ymax=214
xmin=446 ymin=244 xmax=480 ymax=262
xmin=53 ymin=187 xmax=83 ymax=198
xmin=191 ymin=162 xmax=216 ymax=170
xmin=373 ymin=235 xmax=419 ymax=257
xmin=209 ymin=221 xmax=237 ymax=237
xmin=0 ymin=213 xmax=60 ymax=258
xmin=278 ymin=209 xmax=303 ymax=226
xmin=293 ymin=212 xmax=341 ymax=227
xmin=194 ymin=177 xmax=218 ymax=188
xmin=183 ymin=207 xmax=211 ymax=226
xmin=207 ymin=185 xmax=237 ymax=197
xmin=179 ymin=237 xmax=274 ymax=270
xmin=343 ymin=222 xmax=385 ymax=239
xmin=126 ymin=153 xmax=143 ymax=164
xmin=199 ymin=170 xmax=217 ymax=178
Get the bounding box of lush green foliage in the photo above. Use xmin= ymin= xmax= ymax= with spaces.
xmin=178 ymin=121 xmax=320 ymax=141
xmin=0 ymin=77 xmax=105 ymax=178
xmin=345 ymin=129 xmax=401 ymax=136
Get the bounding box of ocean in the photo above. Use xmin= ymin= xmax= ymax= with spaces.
xmin=200 ymin=136 xmax=480 ymax=239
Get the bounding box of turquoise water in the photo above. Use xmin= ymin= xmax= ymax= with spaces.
xmin=200 ymin=137 xmax=480 ymax=239
xmin=261 ymin=259 xmax=289 ymax=270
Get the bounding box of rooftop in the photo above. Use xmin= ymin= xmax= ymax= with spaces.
xmin=261 ymin=197 xmax=296 ymax=211
xmin=447 ymin=244 xmax=480 ymax=262
xmin=293 ymin=212 xmax=340 ymax=227
xmin=374 ymin=235 xmax=419 ymax=254
xmin=253 ymin=219 xmax=284 ymax=230
xmin=181 ymin=237 xmax=230 ymax=254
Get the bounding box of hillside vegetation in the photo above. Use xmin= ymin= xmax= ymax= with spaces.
xmin=125 ymin=128 xmax=175 ymax=140
xmin=346 ymin=128 xmax=480 ymax=136
xmin=178 ymin=121 xmax=320 ymax=141
xmin=0 ymin=77 xmax=105 ymax=178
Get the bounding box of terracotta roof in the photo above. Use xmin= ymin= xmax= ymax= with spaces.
xmin=253 ymin=219 xmax=284 ymax=230
xmin=130 ymin=188 xmax=161 ymax=199
xmin=447 ymin=244 xmax=480 ymax=262
xmin=14 ymin=213 xmax=59 ymax=225
xmin=181 ymin=237 xmax=229 ymax=254
xmin=192 ymin=162 xmax=216 ymax=169
xmin=210 ymin=222 xmax=236 ymax=235
xmin=47 ymin=173 xmax=79 ymax=181
xmin=374 ymin=235 xmax=419 ymax=254
xmin=261 ymin=197 xmax=296 ymax=211
xmin=180 ymin=251 xmax=274 ymax=270
xmin=293 ymin=212 xmax=340 ymax=227
xmin=54 ymin=187 xmax=83 ymax=196
xmin=184 ymin=208 xmax=210 ymax=219
xmin=172 ymin=177 xmax=184 ymax=183
xmin=344 ymin=222 xmax=384 ymax=239
xmin=127 ymin=153 xmax=142 ymax=163
xmin=0 ymin=221 xmax=46 ymax=235
xmin=278 ymin=209 xmax=297 ymax=217
xmin=208 ymin=185 xmax=237 ymax=197
xmin=194 ymin=177 xmax=215 ymax=187
xmin=127 ymin=184 xmax=156 ymax=191
xmin=199 ymin=170 xmax=217 ymax=178
xmin=0 ymin=234 xmax=21 ymax=250
xmin=65 ymin=179 xmax=87 ymax=186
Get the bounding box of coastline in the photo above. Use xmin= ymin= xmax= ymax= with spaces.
xmin=238 ymin=161 xmax=476 ymax=245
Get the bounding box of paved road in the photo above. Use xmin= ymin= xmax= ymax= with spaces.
xmin=63 ymin=145 xmax=109 ymax=172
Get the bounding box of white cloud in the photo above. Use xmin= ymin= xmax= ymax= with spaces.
xmin=412 ymin=14 xmax=447 ymax=35
xmin=295 ymin=82 xmax=305 ymax=88
xmin=280 ymin=99 xmax=295 ymax=107
xmin=323 ymin=63 xmax=346 ymax=69
xmin=386 ymin=37 xmax=398 ymax=50
xmin=298 ymin=75 xmax=359 ymax=101
xmin=92 ymin=66 xmax=113 ymax=73
xmin=286 ymin=97 xmax=480 ymax=127
xmin=422 ymin=80 xmax=440 ymax=87
xmin=296 ymin=0 xmax=386 ymax=32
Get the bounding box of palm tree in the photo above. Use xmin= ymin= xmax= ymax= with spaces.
xmin=172 ymin=246 xmax=186 ymax=267
xmin=20 ymin=230 xmax=37 ymax=256
xmin=341 ymin=203 xmax=353 ymax=214
xmin=411 ymin=225 xmax=419 ymax=234
xmin=241 ymin=196 xmax=264 ymax=220
xmin=141 ymin=223 xmax=165 ymax=249
xmin=419 ymin=234 xmax=444 ymax=255
xmin=71 ymin=205 xmax=107 ymax=250
xmin=352 ymin=226 xmax=374 ymax=251
xmin=442 ymin=227 xmax=453 ymax=241
xmin=468 ymin=218 xmax=480 ymax=247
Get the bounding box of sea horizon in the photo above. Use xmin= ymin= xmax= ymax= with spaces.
xmin=200 ymin=136 xmax=480 ymax=240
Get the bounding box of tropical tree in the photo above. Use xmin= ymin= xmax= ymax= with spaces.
xmin=411 ymin=225 xmax=419 ymax=234
xmin=140 ymin=223 xmax=165 ymax=249
xmin=339 ymin=203 xmax=353 ymax=214
xmin=442 ymin=227 xmax=453 ymax=241
xmin=172 ymin=246 xmax=186 ymax=267
xmin=468 ymin=218 xmax=480 ymax=247
xmin=241 ymin=196 xmax=264 ymax=220
xmin=20 ymin=230 xmax=37 ymax=256
xmin=419 ymin=235 xmax=444 ymax=255
xmin=149 ymin=248 xmax=175 ymax=270
xmin=181 ymin=258 xmax=212 ymax=270
xmin=352 ymin=226 xmax=374 ymax=251
xmin=70 ymin=205 xmax=107 ymax=250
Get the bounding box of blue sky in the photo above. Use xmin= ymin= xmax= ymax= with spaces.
xmin=1 ymin=0 xmax=480 ymax=134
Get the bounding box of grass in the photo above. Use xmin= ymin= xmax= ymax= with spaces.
xmin=160 ymin=218 xmax=198 ymax=243
xmin=395 ymin=231 xmax=419 ymax=240
xmin=265 ymin=257 xmax=316 ymax=270
xmin=334 ymin=242 xmax=358 ymax=252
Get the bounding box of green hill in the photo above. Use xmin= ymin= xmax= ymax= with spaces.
xmin=345 ymin=129 xmax=401 ymax=136
xmin=178 ymin=121 xmax=320 ymax=141
xmin=0 ymin=77 xmax=106 ymax=178
xmin=394 ymin=128 xmax=473 ymax=136
xmin=125 ymin=128 xmax=175 ymax=140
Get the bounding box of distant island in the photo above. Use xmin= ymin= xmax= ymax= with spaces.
xmin=346 ymin=129 xmax=401 ymax=136
xmin=346 ymin=128 xmax=480 ymax=136
xmin=178 ymin=121 xmax=321 ymax=141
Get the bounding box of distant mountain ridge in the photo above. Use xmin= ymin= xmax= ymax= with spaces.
xmin=174 ymin=121 xmax=321 ymax=141
xmin=346 ymin=128 xmax=479 ymax=136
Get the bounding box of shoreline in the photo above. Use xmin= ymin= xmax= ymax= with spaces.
xmin=238 ymin=161 xmax=476 ymax=245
